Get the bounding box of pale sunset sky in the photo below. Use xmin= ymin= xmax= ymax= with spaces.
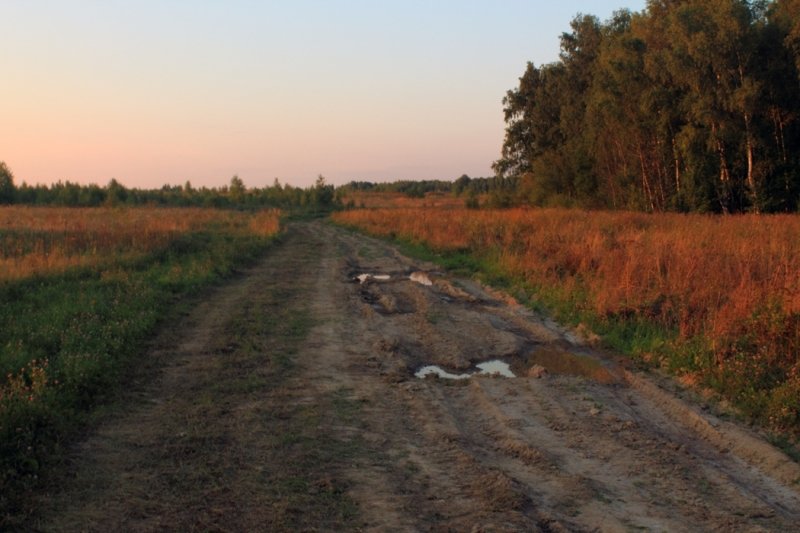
xmin=2 ymin=1 xmax=647 ymax=188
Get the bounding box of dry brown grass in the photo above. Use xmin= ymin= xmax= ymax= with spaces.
xmin=0 ymin=206 xmax=281 ymax=281
xmin=341 ymin=191 xmax=466 ymax=209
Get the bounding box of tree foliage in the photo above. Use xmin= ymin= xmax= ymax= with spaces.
xmin=495 ymin=0 xmax=800 ymax=213
xmin=0 ymin=162 xmax=15 ymax=205
xmin=0 ymin=164 xmax=341 ymax=213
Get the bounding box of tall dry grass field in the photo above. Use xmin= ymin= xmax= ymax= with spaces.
xmin=334 ymin=207 xmax=800 ymax=435
xmin=340 ymin=191 xmax=466 ymax=209
xmin=0 ymin=206 xmax=280 ymax=280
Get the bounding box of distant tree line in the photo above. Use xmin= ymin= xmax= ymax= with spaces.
xmin=0 ymin=162 xmax=337 ymax=212
xmin=2 ymin=159 xmax=511 ymax=211
xmin=339 ymin=176 xmax=519 ymax=207
xmin=339 ymin=179 xmax=454 ymax=198
xmin=494 ymin=0 xmax=800 ymax=213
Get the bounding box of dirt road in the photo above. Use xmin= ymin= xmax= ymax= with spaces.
xmin=35 ymin=221 xmax=800 ymax=532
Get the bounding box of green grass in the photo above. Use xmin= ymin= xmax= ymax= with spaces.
xmin=0 ymin=227 xmax=279 ymax=521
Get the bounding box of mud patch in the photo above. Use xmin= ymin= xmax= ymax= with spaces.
xmin=359 ymin=286 xmax=415 ymax=314
xmin=523 ymin=346 xmax=618 ymax=384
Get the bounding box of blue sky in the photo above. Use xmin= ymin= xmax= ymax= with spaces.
xmin=1 ymin=1 xmax=648 ymax=188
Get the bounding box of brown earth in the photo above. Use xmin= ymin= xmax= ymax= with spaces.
xmin=34 ymin=221 xmax=800 ymax=532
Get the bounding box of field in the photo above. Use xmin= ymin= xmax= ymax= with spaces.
xmin=0 ymin=206 xmax=279 ymax=281
xmin=333 ymin=207 xmax=800 ymax=437
xmin=341 ymin=190 xmax=466 ymax=209
xmin=0 ymin=206 xmax=280 ymax=518
xmin=4 ymin=208 xmax=800 ymax=530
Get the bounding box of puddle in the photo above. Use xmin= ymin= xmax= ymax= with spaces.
xmin=415 ymin=366 xmax=472 ymax=380
xmin=476 ymin=360 xmax=515 ymax=378
xmin=356 ymin=273 xmax=392 ymax=284
xmin=415 ymin=360 xmax=516 ymax=380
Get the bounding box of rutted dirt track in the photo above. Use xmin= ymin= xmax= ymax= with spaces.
xmin=36 ymin=221 xmax=800 ymax=532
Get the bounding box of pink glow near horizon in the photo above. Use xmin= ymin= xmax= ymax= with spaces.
xmin=1 ymin=1 xmax=647 ymax=189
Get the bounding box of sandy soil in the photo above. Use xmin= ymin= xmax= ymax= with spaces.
xmin=35 ymin=221 xmax=800 ymax=532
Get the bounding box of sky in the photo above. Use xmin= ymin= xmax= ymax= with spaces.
xmin=2 ymin=1 xmax=648 ymax=189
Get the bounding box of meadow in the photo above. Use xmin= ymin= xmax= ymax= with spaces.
xmin=0 ymin=207 xmax=279 ymax=280
xmin=0 ymin=206 xmax=280 ymax=515
xmin=333 ymin=207 xmax=800 ymax=439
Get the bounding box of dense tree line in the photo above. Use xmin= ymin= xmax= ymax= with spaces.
xmin=2 ymin=160 xmax=510 ymax=211
xmin=0 ymin=163 xmax=337 ymax=212
xmin=340 ymin=179 xmax=455 ymax=198
xmin=494 ymin=0 xmax=800 ymax=213
xmin=339 ymin=175 xmax=516 ymax=207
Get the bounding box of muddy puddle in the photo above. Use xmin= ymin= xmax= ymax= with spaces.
xmin=475 ymin=360 xmax=515 ymax=377
xmin=415 ymin=366 xmax=472 ymax=380
xmin=354 ymin=272 xmax=435 ymax=286
xmin=523 ymin=346 xmax=619 ymax=384
xmin=356 ymin=273 xmax=392 ymax=284
xmin=415 ymin=360 xmax=515 ymax=380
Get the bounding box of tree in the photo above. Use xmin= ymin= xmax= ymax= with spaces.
xmin=453 ymin=174 xmax=472 ymax=195
xmin=587 ymin=9 xmax=660 ymax=210
xmin=495 ymin=0 xmax=800 ymax=213
xmin=664 ymin=1 xmax=776 ymax=212
xmin=229 ymin=175 xmax=246 ymax=205
xmin=493 ymin=62 xmax=544 ymax=178
xmin=105 ymin=178 xmax=128 ymax=206
xmin=772 ymin=0 xmax=800 ymax=79
xmin=311 ymin=174 xmax=335 ymax=207
xmin=494 ymin=15 xmax=604 ymax=208
xmin=750 ymin=0 xmax=800 ymax=211
xmin=0 ymin=162 xmax=15 ymax=204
